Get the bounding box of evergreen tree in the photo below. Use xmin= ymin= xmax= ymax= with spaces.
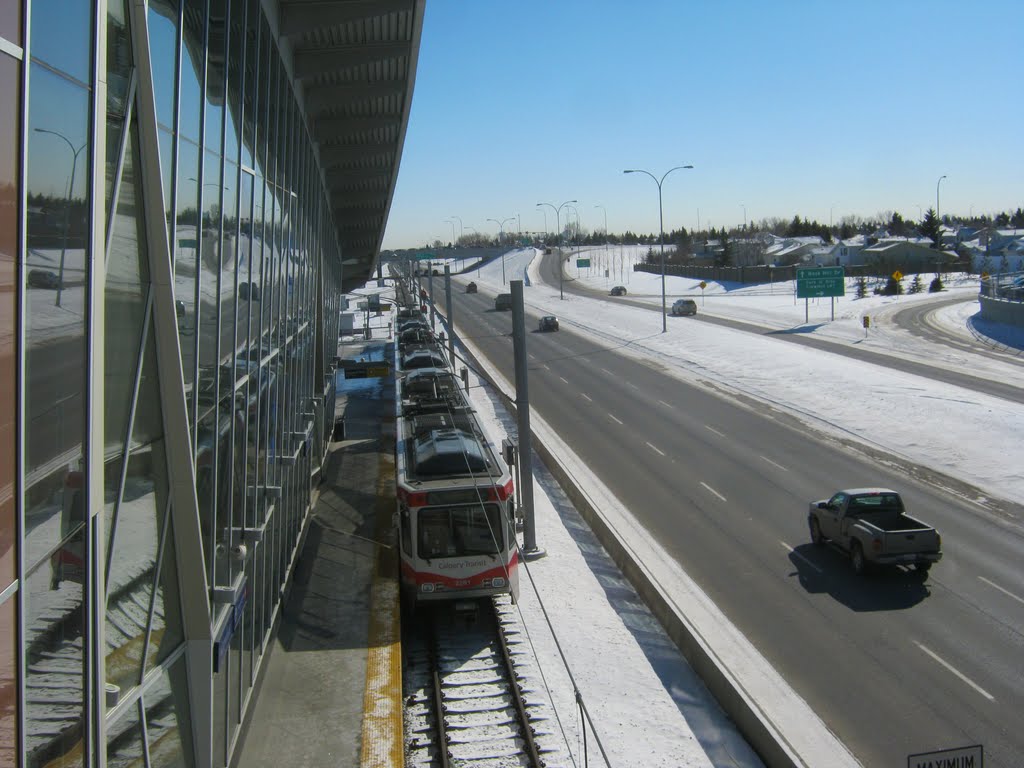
xmin=856 ymin=276 xmax=868 ymax=298
xmin=908 ymin=274 xmax=923 ymax=294
xmin=920 ymin=208 xmax=941 ymax=248
xmin=881 ymin=275 xmax=903 ymax=295
xmin=929 ymin=275 xmax=944 ymax=293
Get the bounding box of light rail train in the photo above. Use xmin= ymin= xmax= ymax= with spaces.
xmin=394 ymin=303 xmax=519 ymax=607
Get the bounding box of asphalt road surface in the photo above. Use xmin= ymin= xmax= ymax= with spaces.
xmin=426 ymin=270 xmax=1024 ymax=768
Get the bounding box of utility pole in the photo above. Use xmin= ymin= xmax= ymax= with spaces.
xmin=510 ymin=281 xmax=540 ymax=557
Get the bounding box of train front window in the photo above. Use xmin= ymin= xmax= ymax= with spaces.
xmin=418 ymin=504 xmax=503 ymax=558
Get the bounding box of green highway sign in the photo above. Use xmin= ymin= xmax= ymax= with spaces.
xmin=796 ymin=266 xmax=845 ymax=298
xmin=416 ymin=253 xmax=436 ymax=261
xmin=576 ymin=258 xmax=591 ymax=268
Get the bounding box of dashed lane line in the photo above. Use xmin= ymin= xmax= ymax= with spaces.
xmin=978 ymin=576 xmax=1024 ymax=606
xmin=779 ymin=540 xmax=823 ymax=573
xmin=704 ymin=425 xmax=725 ymax=438
xmin=760 ymin=455 xmax=789 ymax=471
xmin=913 ymin=642 xmax=994 ymax=701
xmin=646 ymin=442 xmax=666 ymax=457
xmin=608 ymin=414 xmax=623 ymax=425
xmin=701 ymin=482 xmax=727 ymax=502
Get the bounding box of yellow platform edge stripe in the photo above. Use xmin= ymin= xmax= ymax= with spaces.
xmin=360 ymin=451 xmax=402 ymax=768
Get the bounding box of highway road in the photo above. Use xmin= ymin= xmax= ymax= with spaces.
xmin=423 ymin=269 xmax=1024 ymax=767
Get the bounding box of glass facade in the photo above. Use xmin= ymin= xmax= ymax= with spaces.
xmin=3 ymin=0 xmax=353 ymax=764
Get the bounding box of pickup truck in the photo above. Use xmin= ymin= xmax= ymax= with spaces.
xmin=807 ymin=488 xmax=942 ymax=575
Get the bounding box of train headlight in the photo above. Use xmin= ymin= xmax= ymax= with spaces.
xmin=491 ymin=577 xmax=506 ymax=588
xmin=420 ymin=583 xmax=435 ymax=593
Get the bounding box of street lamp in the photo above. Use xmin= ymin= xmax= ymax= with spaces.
xmin=34 ymin=128 xmax=87 ymax=307
xmin=537 ymin=199 xmax=577 ymax=299
xmin=594 ymin=204 xmax=608 ymax=240
xmin=623 ymin=164 xmax=694 ymax=332
xmin=936 ymin=175 xmax=948 ymax=224
xmin=444 ymin=218 xmax=456 ymax=247
xmin=487 ymin=217 xmax=516 ymax=283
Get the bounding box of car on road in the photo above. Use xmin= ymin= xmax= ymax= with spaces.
xmin=466 ymin=281 xmax=478 ymax=293
xmin=27 ymin=269 xmax=61 ymax=289
xmin=538 ymin=315 xmax=559 ymax=332
xmin=494 ymin=293 xmax=512 ymax=311
xmin=808 ymin=488 xmax=942 ymax=575
xmin=609 ymin=285 xmax=627 ymax=296
xmin=670 ymin=298 xmax=697 ymax=316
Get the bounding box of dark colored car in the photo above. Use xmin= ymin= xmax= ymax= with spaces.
xmin=238 ymin=281 xmax=261 ymax=301
xmin=610 ymin=285 xmax=627 ymax=296
xmin=538 ymin=315 xmax=559 ymax=332
xmin=466 ymin=282 xmax=478 ymax=293
xmin=494 ymin=293 xmax=512 ymax=311
xmin=27 ymin=269 xmax=61 ymax=289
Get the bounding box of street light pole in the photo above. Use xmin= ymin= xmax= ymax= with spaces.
xmin=35 ymin=128 xmax=87 ymax=307
xmin=445 ymin=218 xmax=456 ymax=247
xmin=487 ymin=217 xmax=516 ymax=284
xmin=936 ymin=175 xmax=947 ymax=223
xmin=623 ymin=165 xmax=694 ymax=332
xmin=594 ymin=204 xmax=607 ymax=240
xmin=537 ymin=200 xmax=577 ymax=299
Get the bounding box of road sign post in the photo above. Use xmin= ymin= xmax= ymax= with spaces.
xmin=796 ymin=266 xmax=845 ymax=322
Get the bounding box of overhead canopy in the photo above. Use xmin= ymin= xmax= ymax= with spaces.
xmin=279 ymin=0 xmax=425 ymax=290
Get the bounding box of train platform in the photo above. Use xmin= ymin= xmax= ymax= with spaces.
xmin=234 ymin=328 xmax=402 ymax=768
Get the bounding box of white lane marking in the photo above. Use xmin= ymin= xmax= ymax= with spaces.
xmin=701 ymin=482 xmax=727 ymax=502
xmin=627 ymin=381 xmax=639 ymax=390
xmin=540 ymin=364 xmax=550 ymax=371
xmin=608 ymin=414 xmax=623 ymax=425
xmin=657 ymin=399 xmax=674 ymax=409
xmin=528 ymin=353 xmax=536 ymax=360
xmin=704 ymin=425 xmax=725 ymax=437
xmin=779 ymin=540 xmax=823 ymax=573
xmin=646 ymin=442 xmax=666 ymax=457
xmin=978 ymin=576 xmax=1024 ymax=606
xmin=913 ymin=642 xmax=995 ymax=701
xmin=760 ymin=455 xmax=789 ymax=471
xmin=559 ymin=376 xmax=569 ymax=385
xmin=601 ymin=368 xmax=613 ymax=376
xmin=581 ymin=393 xmax=593 ymax=402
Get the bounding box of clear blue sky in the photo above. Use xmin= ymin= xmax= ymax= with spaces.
xmin=382 ymin=0 xmax=1023 ymax=249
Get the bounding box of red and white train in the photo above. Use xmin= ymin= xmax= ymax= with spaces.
xmin=394 ymin=312 xmax=519 ymax=607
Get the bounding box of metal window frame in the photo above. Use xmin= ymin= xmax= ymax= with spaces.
xmin=127 ymin=4 xmax=214 ymax=768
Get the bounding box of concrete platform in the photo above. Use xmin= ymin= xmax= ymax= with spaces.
xmin=234 ymin=339 xmax=401 ymax=768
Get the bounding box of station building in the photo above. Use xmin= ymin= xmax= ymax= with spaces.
xmin=0 ymin=1 xmax=423 ymax=765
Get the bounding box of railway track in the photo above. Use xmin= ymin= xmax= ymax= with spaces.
xmin=403 ymin=595 xmax=563 ymax=767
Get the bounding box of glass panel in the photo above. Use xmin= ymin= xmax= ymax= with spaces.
xmin=0 ymin=4 xmax=21 ymax=47
xmin=143 ymin=654 xmax=193 ymax=767
xmin=30 ymin=0 xmax=93 ymax=83
xmin=0 ymin=55 xmax=16 ymax=589
xmin=159 ymin=123 xmax=174 ymax=229
xmin=107 ymin=0 xmax=134 ymax=127
xmin=106 ymin=699 xmax=145 ymax=767
xmin=240 ymin=0 xmax=259 ymax=170
xmin=196 ymin=150 xmax=222 ymax=424
xmin=175 ymin=138 xmax=200 ymax=401
xmin=0 ymin=595 xmax=17 ymax=768
xmin=195 ymin=408 xmax=217 ymax=585
xmin=24 ymin=532 xmax=86 ymax=767
xmin=224 ymin=0 xmax=243 ymax=167
xmin=148 ymin=1 xmax=179 ymax=133
xmin=179 ymin=0 xmax=203 ymax=144
xmin=147 ymin=510 xmax=183 ymax=671
xmin=104 ymin=431 xmax=167 ymax=697
xmin=24 ymin=64 xmax=90 ymax=571
xmin=212 ymin=609 xmax=227 ymax=767
xmin=105 ymin=120 xmax=148 ymax=461
xmin=205 ymin=0 xmax=226 ymax=157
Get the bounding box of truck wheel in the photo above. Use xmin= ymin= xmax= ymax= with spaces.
xmin=850 ymin=542 xmax=867 ymax=576
xmin=809 ymin=518 xmax=825 ymax=546
xmin=915 ymin=562 xmax=931 ymax=575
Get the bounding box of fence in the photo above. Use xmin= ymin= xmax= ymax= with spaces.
xmin=633 ymin=260 xmax=973 ymax=285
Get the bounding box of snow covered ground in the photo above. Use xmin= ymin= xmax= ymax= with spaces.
xmin=358 ymin=248 xmax=1024 ymax=767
